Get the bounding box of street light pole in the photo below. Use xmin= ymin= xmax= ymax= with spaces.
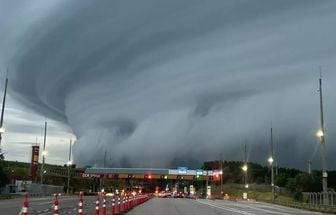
xmin=318 ymin=72 xmax=328 ymax=205
xmin=205 ymin=170 xmax=209 ymax=198
xmin=40 ymin=121 xmax=47 ymax=184
xmin=270 ymin=127 xmax=275 ymax=201
xmin=244 ymin=144 xmax=248 ymax=187
xmin=0 ymin=76 xmax=8 ymax=161
xmin=220 ymin=153 xmax=223 ymax=196
xmin=67 ymin=139 xmax=72 ymax=194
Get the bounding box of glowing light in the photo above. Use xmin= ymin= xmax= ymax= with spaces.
xmin=242 ymin=165 xmax=248 ymax=172
xmin=42 ymin=151 xmax=47 ymax=156
xmin=316 ymin=130 xmax=324 ymax=138
xmin=245 ymin=184 xmax=249 ymax=188
xmin=67 ymin=161 xmax=72 ymax=165
xmin=268 ymin=157 xmax=274 ymax=164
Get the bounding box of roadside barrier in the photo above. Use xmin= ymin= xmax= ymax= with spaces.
xmin=21 ymin=192 xmax=29 ymax=215
xmin=53 ymin=193 xmax=59 ymax=215
xmin=78 ymin=192 xmax=84 ymax=215
xmin=95 ymin=193 xmax=100 ymax=215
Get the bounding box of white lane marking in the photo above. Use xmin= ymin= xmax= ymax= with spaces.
xmin=36 ymin=201 xmax=53 ymax=205
xmin=252 ymin=202 xmax=323 ymax=214
xmin=235 ymin=203 xmax=292 ymax=215
xmin=196 ymin=199 xmax=257 ymax=215
xmin=17 ymin=208 xmax=22 ymax=215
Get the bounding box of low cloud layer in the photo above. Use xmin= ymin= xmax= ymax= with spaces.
xmin=1 ymin=0 xmax=336 ymax=169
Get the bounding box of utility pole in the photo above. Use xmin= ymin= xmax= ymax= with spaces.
xmin=0 ymin=75 xmax=8 ymax=161
xmin=40 ymin=121 xmax=47 ymax=184
xmin=318 ymin=70 xmax=328 ymax=205
xmin=67 ymin=139 xmax=72 ymax=194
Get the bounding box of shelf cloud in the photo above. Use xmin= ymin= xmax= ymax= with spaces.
xmin=2 ymin=0 xmax=336 ymax=169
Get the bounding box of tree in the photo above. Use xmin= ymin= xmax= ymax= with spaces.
xmin=0 ymin=164 xmax=9 ymax=190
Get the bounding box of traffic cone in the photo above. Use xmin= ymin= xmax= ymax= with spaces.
xmin=53 ymin=193 xmax=59 ymax=215
xmin=77 ymin=192 xmax=84 ymax=215
xmin=125 ymin=196 xmax=128 ymax=211
xmin=95 ymin=193 xmax=100 ymax=215
xmin=117 ymin=196 xmax=121 ymax=213
xmin=111 ymin=196 xmax=115 ymax=215
xmin=122 ymin=197 xmax=125 ymax=212
xmin=102 ymin=192 xmax=106 ymax=215
xmin=21 ymin=192 xmax=29 ymax=215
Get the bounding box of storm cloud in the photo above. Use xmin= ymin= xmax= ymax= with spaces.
xmin=1 ymin=0 xmax=336 ymax=169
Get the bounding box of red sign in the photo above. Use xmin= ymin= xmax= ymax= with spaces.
xmin=30 ymin=146 xmax=39 ymax=181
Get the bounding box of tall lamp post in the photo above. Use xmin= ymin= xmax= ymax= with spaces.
xmin=268 ymin=156 xmax=274 ymax=200
xmin=40 ymin=121 xmax=47 ymax=184
xmin=67 ymin=139 xmax=72 ymax=194
xmin=219 ymin=154 xmax=223 ymax=196
xmin=0 ymin=76 xmax=8 ymax=161
xmin=317 ymin=72 xmax=328 ymax=205
xmin=268 ymin=127 xmax=275 ymax=201
xmin=242 ymin=144 xmax=248 ymax=188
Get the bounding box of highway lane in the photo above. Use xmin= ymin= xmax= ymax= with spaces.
xmin=128 ymin=198 xmax=326 ymax=215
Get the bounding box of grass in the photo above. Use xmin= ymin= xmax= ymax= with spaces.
xmin=206 ymin=184 xmax=336 ymax=214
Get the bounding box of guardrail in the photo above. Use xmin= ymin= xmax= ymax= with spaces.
xmin=262 ymin=199 xmax=336 ymax=214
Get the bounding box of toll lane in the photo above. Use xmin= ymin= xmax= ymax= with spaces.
xmin=128 ymin=198 xmax=326 ymax=215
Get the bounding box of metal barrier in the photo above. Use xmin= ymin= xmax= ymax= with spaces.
xmin=304 ymin=192 xmax=336 ymax=206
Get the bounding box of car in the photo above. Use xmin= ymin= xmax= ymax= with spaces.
xmin=173 ymin=192 xmax=184 ymax=198
xmin=158 ymin=191 xmax=172 ymax=198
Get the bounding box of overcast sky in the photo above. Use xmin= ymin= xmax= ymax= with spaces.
xmin=0 ymin=0 xmax=336 ymax=170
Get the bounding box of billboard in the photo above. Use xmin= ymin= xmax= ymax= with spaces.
xmin=30 ymin=146 xmax=40 ymax=181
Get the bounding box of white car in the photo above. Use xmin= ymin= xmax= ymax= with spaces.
xmin=158 ymin=191 xmax=171 ymax=198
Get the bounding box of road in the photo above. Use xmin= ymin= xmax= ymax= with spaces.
xmin=0 ymin=195 xmax=97 ymax=215
xmin=128 ymin=198 xmax=326 ymax=215
xmin=0 ymin=195 xmax=327 ymax=215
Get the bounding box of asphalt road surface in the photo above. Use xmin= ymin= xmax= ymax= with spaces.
xmin=0 ymin=195 xmax=328 ymax=215
xmin=0 ymin=195 xmax=97 ymax=215
xmin=128 ymin=198 xmax=326 ymax=215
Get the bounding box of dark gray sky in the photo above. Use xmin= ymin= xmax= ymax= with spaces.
xmin=1 ymin=0 xmax=336 ymax=169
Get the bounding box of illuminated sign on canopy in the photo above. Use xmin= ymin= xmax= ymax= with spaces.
xmin=196 ymin=169 xmax=203 ymax=175
xmin=178 ymin=167 xmax=188 ymax=174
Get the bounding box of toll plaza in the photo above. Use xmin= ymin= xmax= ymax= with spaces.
xmin=82 ymin=168 xmax=221 ymax=194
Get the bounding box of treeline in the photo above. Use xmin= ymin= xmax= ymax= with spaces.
xmin=203 ymin=160 xmax=336 ymax=193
